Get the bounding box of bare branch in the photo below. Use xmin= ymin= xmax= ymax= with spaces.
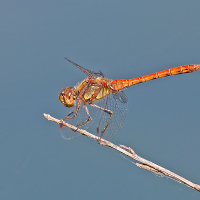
xmin=44 ymin=113 xmax=200 ymax=192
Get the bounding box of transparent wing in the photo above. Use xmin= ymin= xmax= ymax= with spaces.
xmin=113 ymin=91 xmax=128 ymax=103
xmin=64 ymin=57 xmax=105 ymax=78
xmin=91 ymin=91 xmax=128 ymax=141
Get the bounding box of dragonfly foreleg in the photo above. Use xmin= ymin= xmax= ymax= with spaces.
xmin=76 ymin=105 xmax=92 ymax=128
xmin=63 ymin=102 xmax=81 ymax=121
xmin=90 ymin=103 xmax=113 ymax=137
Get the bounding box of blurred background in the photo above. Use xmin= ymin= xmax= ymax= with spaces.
xmin=0 ymin=0 xmax=200 ymax=199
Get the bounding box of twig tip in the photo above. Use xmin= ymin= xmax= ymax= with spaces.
xmin=43 ymin=113 xmax=50 ymax=120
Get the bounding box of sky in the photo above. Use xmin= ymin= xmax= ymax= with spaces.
xmin=0 ymin=0 xmax=200 ymax=199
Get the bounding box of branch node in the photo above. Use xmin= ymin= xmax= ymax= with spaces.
xmin=120 ymin=145 xmax=136 ymax=155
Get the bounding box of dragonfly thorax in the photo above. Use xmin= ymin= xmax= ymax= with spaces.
xmin=59 ymin=87 xmax=76 ymax=107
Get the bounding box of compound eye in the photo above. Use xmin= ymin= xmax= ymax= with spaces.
xmin=67 ymin=91 xmax=73 ymax=99
xmin=59 ymin=87 xmax=76 ymax=107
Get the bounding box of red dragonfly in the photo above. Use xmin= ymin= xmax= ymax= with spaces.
xmin=59 ymin=57 xmax=200 ymax=140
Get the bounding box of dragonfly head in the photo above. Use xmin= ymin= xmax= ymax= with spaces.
xmin=59 ymin=87 xmax=76 ymax=107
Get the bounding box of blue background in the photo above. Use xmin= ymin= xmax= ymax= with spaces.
xmin=1 ymin=0 xmax=200 ymax=199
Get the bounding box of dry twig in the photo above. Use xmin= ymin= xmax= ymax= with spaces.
xmin=44 ymin=113 xmax=200 ymax=192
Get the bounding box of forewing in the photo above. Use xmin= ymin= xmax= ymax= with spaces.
xmin=64 ymin=57 xmax=104 ymax=77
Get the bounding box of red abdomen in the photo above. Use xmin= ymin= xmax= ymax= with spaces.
xmin=110 ymin=64 xmax=200 ymax=91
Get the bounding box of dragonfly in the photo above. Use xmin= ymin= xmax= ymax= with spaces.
xmin=59 ymin=57 xmax=200 ymax=140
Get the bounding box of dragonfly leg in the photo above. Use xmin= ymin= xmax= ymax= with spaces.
xmin=76 ymin=105 xmax=92 ymax=128
xmin=90 ymin=103 xmax=113 ymax=137
xmin=63 ymin=102 xmax=81 ymax=120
